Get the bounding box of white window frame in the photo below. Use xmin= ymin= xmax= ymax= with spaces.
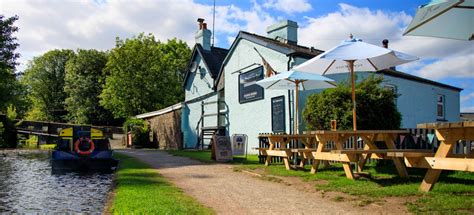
xmin=437 ymin=94 xmax=445 ymax=120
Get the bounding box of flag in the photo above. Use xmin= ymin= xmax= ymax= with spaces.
xmin=253 ymin=47 xmax=278 ymax=77
xmin=262 ymin=57 xmax=277 ymax=77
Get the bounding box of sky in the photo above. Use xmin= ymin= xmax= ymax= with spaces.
xmin=1 ymin=0 xmax=473 ymax=112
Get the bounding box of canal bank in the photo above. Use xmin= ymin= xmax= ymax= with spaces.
xmin=106 ymin=152 xmax=213 ymax=214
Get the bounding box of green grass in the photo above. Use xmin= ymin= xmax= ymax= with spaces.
xmin=39 ymin=144 xmax=56 ymax=150
xmin=238 ymin=161 xmax=474 ymax=214
xmin=110 ymin=153 xmax=214 ymax=214
xmin=165 ymin=150 xmax=474 ymax=213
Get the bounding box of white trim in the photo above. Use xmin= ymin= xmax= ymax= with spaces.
xmin=135 ymin=102 xmax=183 ymax=119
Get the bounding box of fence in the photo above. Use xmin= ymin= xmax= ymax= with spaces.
xmin=258 ymin=129 xmax=473 ymax=164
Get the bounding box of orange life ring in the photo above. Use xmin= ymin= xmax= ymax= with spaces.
xmin=74 ymin=137 xmax=95 ymax=156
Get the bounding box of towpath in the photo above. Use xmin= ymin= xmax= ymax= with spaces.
xmin=116 ymin=149 xmax=407 ymax=214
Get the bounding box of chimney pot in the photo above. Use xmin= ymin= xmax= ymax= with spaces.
xmin=382 ymin=39 xmax=389 ymax=48
xmin=197 ymin=18 xmax=205 ymax=30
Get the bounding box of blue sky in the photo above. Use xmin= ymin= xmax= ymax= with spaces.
xmin=3 ymin=0 xmax=473 ymax=112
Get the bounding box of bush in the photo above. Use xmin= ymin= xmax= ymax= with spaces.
xmin=123 ymin=118 xmax=151 ymax=147
xmin=0 ymin=114 xmax=17 ymax=148
xmin=303 ymin=75 xmax=401 ymax=130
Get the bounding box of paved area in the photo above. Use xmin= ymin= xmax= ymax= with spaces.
xmin=116 ymin=149 xmax=407 ymax=214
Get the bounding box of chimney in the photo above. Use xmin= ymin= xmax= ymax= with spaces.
xmin=266 ymin=20 xmax=298 ymax=45
xmin=195 ymin=18 xmax=212 ymax=51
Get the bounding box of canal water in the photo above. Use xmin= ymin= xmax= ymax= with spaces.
xmin=0 ymin=151 xmax=113 ymax=213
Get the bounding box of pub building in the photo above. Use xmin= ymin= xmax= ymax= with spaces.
xmin=139 ymin=18 xmax=462 ymax=152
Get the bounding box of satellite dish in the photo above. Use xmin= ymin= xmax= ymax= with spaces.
xmin=190 ymin=62 xmax=198 ymax=73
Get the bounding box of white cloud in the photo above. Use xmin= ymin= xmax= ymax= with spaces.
xmin=2 ymin=0 xmax=215 ymax=70
xmin=414 ymin=54 xmax=474 ymax=80
xmin=461 ymin=92 xmax=474 ymax=102
xmin=263 ymin=0 xmax=312 ymax=14
xmin=461 ymin=105 xmax=474 ymax=112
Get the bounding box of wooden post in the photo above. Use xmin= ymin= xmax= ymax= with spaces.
xmin=346 ymin=60 xmax=358 ymax=151
xmin=295 ymin=81 xmax=299 ymax=135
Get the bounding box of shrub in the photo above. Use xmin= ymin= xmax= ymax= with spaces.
xmin=123 ymin=118 xmax=150 ymax=147
xmin=303 ymin=75 xmax=401 ymax=130
xmin=0 ymin=114 xmax=17 ymax=148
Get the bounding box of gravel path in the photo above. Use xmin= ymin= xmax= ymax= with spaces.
xmin=116 ymin=149 xmax=399 ymax=214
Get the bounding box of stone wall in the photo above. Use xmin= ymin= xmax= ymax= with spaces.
xmin=146 ymin=109 xmax=183 ymax=150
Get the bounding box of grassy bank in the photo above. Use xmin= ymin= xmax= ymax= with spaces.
xmin=168 ymin=150 xmax=474 ymax=214
xmin=109 ymin=153 xmax=214 ymax=214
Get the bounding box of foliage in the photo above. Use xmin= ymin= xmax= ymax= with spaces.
xmin=100 ymin=34 xmax=191 ymax=119
xmin=303 ymin=76 xmax=401 ymax=130
xmin=22 ymin=49 xmax=75 ymax=122
xmin=0 ymin=15 xmax=27 ymax=116
xmin=0 ymin=114 xmax=17 ymax=148
xmin=6 ymin=104 xmax=17 ymax=120
xmin=123 ymin=118 xmax=150 ymax=147
xmin=111 ymin=153 xmax=214 ymax=214
xmin=64 ymin=49 xmax=115 ymax=125
xmin=0 ymin=15 xmax=20 ymax=71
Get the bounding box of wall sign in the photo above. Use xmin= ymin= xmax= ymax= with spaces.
xmin=271 ymin=96 xmax=286 ymax=133
xmin=239 ymin=66 xmax=264 ymax=103
xmin=212 ymin=135 xmax=233 ymax=162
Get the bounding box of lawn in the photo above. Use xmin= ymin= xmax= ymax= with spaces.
xmin=168 ymin=150 xmax=474 ymax=214
xmin=109 ymin=153 xmax=214 ymax=214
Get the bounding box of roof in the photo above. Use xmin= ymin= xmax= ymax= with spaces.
xmin=215 ymin=31 xmax=324 ymax=89
xmin=377 ymin=69 xmax=463 ymax=92
xmin=135 ymin=103 xmax=183 ymax=119
xmin=183 ymin=44 xmax=229 ymax=87
xmin=238 ymin=31 xmax=323 ymax=58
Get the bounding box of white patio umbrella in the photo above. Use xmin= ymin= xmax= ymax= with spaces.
xmin=256 ymin=70 xmax=336 ymax=134
xmin=292 ymin=37 xmax=418 ymax=132
xmin=403 ymin=0 xmax=474 ymax=41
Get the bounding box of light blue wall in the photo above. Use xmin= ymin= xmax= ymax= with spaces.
xmin=298 ymin=72 xmax=460 ymax=130
xmin=224 ymin=39 xmax=293 ymax=152
xmin=182 ymin=52 xmax=218 ymax=148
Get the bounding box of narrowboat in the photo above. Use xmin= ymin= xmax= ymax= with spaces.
xmin=51 ymin=126 xmax=118 ymax=172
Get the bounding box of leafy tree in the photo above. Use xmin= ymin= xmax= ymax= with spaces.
xmin=64 ymin=49 xmax=115 ymax=125
xmin=303 ymin=76 xmax=401 ymax=130
xmin=100 ymin=34 xmax=191 ymax=118
xmin=0 ymin=15 xmax=25 ymax=115
xmin=22 ymin=49 xmax=75 ymax=122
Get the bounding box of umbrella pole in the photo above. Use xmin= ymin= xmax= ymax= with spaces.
xmin=347 ymin=60 xmax=358 ymax=150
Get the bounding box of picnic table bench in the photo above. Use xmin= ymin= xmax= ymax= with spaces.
xmin=256 ymin=134 xmax=317 ymax=170
xmin=412 ymin=122 xmax=474 ymax=192
xmin=306 ymin=130 xmax=410 ymax=179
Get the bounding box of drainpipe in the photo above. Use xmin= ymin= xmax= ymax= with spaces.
xmin=287 ymin=54 xmax=294 ymax=135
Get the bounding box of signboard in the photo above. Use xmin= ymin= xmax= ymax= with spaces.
xmin=212 ymin=135 xmax=233 ymax=162
xmin=239 ymin=66 xmax=264 ymax=103
xmin=231 ymin=134 xmax=247 ymax=156
xmin=271 ymin=96 xmax=286 ymax=133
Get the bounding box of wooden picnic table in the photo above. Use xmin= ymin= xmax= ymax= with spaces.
xmin=257 ymin=134 xmax=317 ymax=170
xmin=306 ymin=130 xmax=410 ymax=179
xmin=413 ymin=122 xmax=474 ymax=192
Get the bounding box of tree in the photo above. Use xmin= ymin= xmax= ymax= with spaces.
xmin=0 ymin=15 xmax=24 ymax=115
xmin=100 ymin=34 xmax=191 ymax=119
xmin=64 ymin=49 xmax=114 ymax=125
xmin=22 ymin=49 xmax=75 ymax=121
xmin=303 ymin=76 xmax=401 ymax=130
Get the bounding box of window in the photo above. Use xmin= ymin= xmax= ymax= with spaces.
xmin=238 ymin=66 xmax=264 ymax=103
xmin=437 ymin=94 xmax=445 ymax=120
